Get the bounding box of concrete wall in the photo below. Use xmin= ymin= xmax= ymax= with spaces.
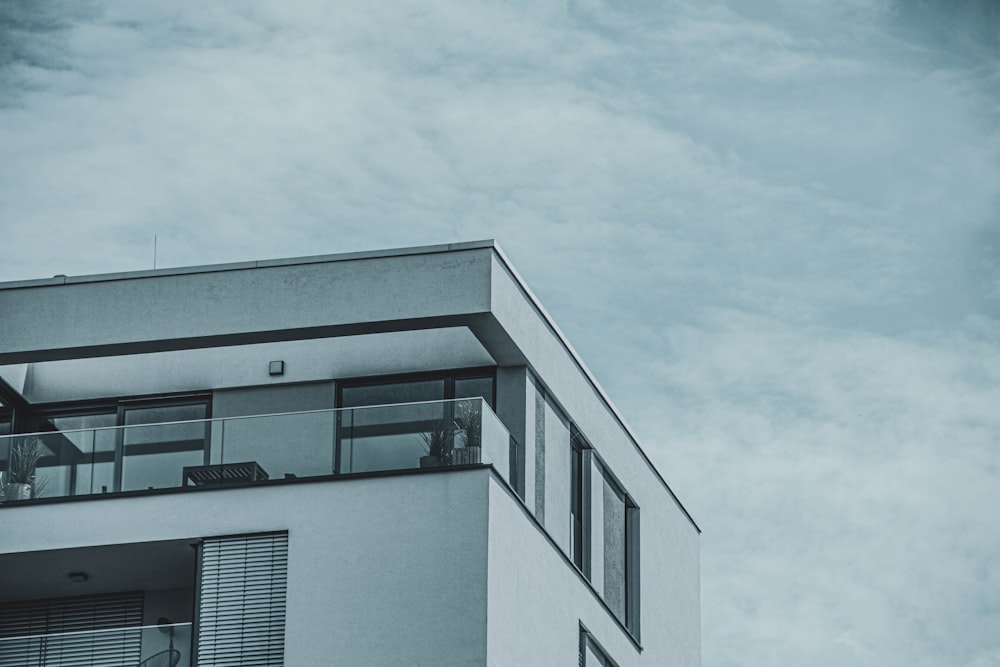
xmin=0 ymin=242 xmax=700 ymax=665
xmin=489 ymin=254 xmax=701 ymax=665
xmin=0 ymin=245 xmax=495 ymax=363
xmin=1 ymin=471 xmax=492 ymax=667
xmin=486 ymin=477 xmax=633 ymax=666
xmin=212 ymin=382 xmax=336 ymax=418
xmin=8 ymin=328 xmax=493 ymax=404
xmin=486 ymin=477 xmax=699 ymax=667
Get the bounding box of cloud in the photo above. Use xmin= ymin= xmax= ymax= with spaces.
xmin=0 ymin=1 xmax=998 ymax=666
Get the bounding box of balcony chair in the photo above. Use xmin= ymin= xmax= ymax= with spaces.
xmin=137 ymin=618 xmax=181 ymax=667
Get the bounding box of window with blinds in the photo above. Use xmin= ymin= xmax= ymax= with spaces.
xmin=195 ymin=532 xmax=288 ymax=667
xmin=0 ymin=591 xmax=143 ymax=667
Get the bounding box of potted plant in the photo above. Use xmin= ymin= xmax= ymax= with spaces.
xmin=2 ymin=436 xmax=47 ymax=501
xmin=419 ymin=424 xmax=451 ymax=468
xmin=451 ymin=400 xmax=483 ymax=465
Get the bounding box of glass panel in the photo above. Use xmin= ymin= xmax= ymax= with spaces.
xmin=582 ymin=636 xmax=612 ymax=667
xmin=140 ymin=622 xmax=192 ymax=667
xmin=585 ymin=644 xmax=606 ymax=666
xmin=1 ymin=433 xmax=71 ymax=500
xmin=220 ymin=410 xmax=335 ymax=481
xmin=0 ymin=414 xmax=11 ymax=437
xmin=1 ymin=398 xmax=517 ymax=499
xmin=589 ymin=457 xmax=605 ymax=596
xmin=0 ymin=623 xmax=193 ymax=667
xmin=340 ymin=380 xmax=445 ymax=408
xmin=544 ymin=398 xmax=572 ymax=553
xmin=122 ymin=405 xmax=208 ymax=492
xmin=454 ymin=377 xmax=494 ymax=405
xmin=603 ymin=476 xmax=627 ymax=622
xmin=340 ymin=400 xmax=449 ymax=473
xmin=478 ymin=400 xmax=512 ymax=482
xmin=42 ymin=414 xmax=117 ymax=496
xmin=570 ymin=440 xmax=584 ymax=569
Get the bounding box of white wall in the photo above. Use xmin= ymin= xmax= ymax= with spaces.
xmin=486 ymin=477 xmax=699 ymax=667
xmin=10 ymin=328 xmax=493 ymax=404
xmin=489 ymin=253 xmax=701 ymax=665
xmin=1 ymin=471 xmax=492 ymax=667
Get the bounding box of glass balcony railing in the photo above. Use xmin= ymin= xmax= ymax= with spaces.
xmin=0 ymin=398 xmax=519 ymax=503
xmin=0 ymin=622 xmax=192 ymax=667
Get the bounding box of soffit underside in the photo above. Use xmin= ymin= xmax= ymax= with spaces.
xmin=0 ymin=327 xmax=498 ymax=404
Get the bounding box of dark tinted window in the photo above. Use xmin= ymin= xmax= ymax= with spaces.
xmin=340 ymin=380 xmax=445 ymax=408
xmin=454 ymin=377 xmax=494 ymax=405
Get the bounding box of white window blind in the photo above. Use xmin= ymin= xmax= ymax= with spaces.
xmin=0 ymin=591 xmax=143 ymax=667
xmin=195 ymin=532 xmax=288 ymax=667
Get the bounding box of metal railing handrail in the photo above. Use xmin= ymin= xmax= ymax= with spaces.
xmin=0 ymin=397 xmax=496 ymax=440
xmin=0 ymin=621 xmax=191 ymax=643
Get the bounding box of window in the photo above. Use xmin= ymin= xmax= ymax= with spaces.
xmin=338 ymin=368 xmax=495 ymax=409
xmin=119 ymin=402 xmax=209 ymax=492
xmin=27 ymin=395 xmax=210 ymax=496
xmin=336 ymin=369 xmax=495 ymax=474
xmin=195 ymin=532 xmax=288 ymax=666
xmin=571 ymin=430 xmax=585 ymax=570
xmin=579 ymin=628 xmax=618 ymax=667
xmin=0 ymin=408 xmax=11 ymax=437
xmin=0 ymin=592 xmax=144 ymax=666
xmin=571 ymin=430 xmax=640 ymax=637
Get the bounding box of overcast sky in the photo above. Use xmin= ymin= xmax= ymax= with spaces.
xmin=2 ymin=1 xmax=998 ymax=665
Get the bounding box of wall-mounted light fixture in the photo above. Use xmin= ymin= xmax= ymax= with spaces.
xmin=68 ymin=571 xmax=89 ymax=582
xmin=269 ymin=360 xmax=285 ymax=376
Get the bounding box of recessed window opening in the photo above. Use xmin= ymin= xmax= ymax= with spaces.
xmin=579 ymin=627 xmax=620 ymax=667
xmin=570 ymin=427 xmax=640 ymax=638
xmin=16 ymin=394 xmax=211 ymax=498
xmin=336 ymin=369 xmax=496 ymax=475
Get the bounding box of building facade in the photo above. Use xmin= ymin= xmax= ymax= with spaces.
xmin=0 ymin=241 xmax=700 ymax=666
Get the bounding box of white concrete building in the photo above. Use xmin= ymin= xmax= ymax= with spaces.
xmin=0 ymin=241 xmax=700 ymax=667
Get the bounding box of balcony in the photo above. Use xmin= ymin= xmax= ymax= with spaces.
xmin=0 ymin=398 xmax=518 ymax=504
xmin=0 ymin=538 xmax=197 ymax=667
xmin=0 ymin=622 xmax=193 ymax=667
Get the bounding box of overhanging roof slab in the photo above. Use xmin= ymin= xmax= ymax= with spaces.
xmin=0 ymin=245 xmax=495 ymax=364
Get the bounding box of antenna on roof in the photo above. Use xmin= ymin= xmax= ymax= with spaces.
xmin=153 ymin=234 xmax=158 ymax=270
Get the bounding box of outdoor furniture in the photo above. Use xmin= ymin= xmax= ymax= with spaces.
xmin=182 ymin=461 xmax=269 ymax=487
xmin=136 ymin=648 xmax=180 ymax=667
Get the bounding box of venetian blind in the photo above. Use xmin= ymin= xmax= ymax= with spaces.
xmin=195 ymin=532 xmax=288 ymax=667
xmin=0 ymin=591 xmax=143 ymax=667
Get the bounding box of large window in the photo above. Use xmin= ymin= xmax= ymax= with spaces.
xmin=336 ymin=369 xmax=495 ymax=474
xmin=24 ymin=395 xmax=210 ymax=497
xmin=338 ymin=369 xmax=494 ymax=409
xmin=571 ymin=429 xmax=640 ymax=637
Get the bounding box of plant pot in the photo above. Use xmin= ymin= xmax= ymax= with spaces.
xmin=4 ymin=483 xmax=32 ymax=501
xmin=450 ymin=446 xmax=481 ymax=466
xmin=419 ymin=455 xmax=440 ymax=469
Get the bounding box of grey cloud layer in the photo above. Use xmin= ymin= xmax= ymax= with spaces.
xmin=1 ymin=1 xmax=998 ymax=666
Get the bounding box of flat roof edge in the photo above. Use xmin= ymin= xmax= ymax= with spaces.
xmin=0 ymin=240 xmax=498 ymax=290
xmin=490 ymin=243 xmax=702 ymax=534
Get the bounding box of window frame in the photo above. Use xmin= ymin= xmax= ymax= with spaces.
xmin=335 ymin=367 xmax=497 ymax=476
xmin=579 ymin=625 xmax=620 ymax=667
xmin=570 ymin=428 xmax=641 ymax=639
xmin=25 ymin=392 xmax=212 ymax=494
xmin=335 ymin=366 xmax=497 ymax=410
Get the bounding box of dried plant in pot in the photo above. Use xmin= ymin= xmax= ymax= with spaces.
xmin=451 ymin=400 xmax=483 ymax=465
xmin=418 ymin=400 xmax=486 ymax=469
xmin=419 ymin=424 xmax=451 ymax=468
xmin=2 ymin=436 xmax=47 ymax=501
